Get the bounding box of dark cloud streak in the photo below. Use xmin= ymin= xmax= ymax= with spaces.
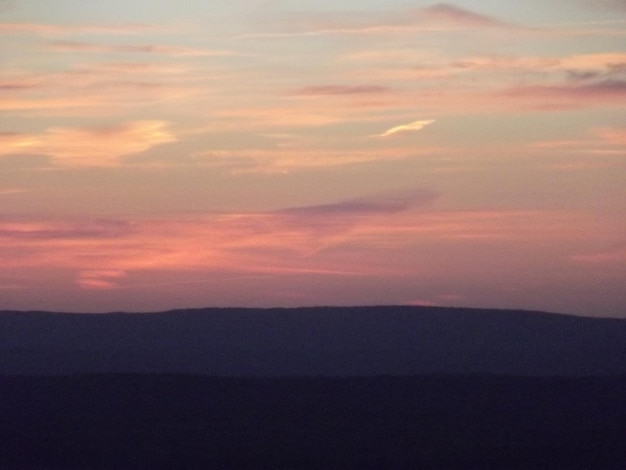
xmin=501 ymin=78 xmax=626 ymax=109
xmin=419 ymin=4 xmax=513 ymax=29
xmin=279 ymin=190 xmax=438 ymax=217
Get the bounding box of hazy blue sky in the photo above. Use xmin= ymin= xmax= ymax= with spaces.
xmin=1 ymin=1 xmax=624 ymax=315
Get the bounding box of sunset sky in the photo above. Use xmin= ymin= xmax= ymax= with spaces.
xmin=1 ymin=1 xmax=624 ymax=316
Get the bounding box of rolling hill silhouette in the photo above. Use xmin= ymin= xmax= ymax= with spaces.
xmin=2 ymin=306 xmax=624 ymax=376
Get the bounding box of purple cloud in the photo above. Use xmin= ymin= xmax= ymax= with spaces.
xmin=501 ymin=79 xmax=626 ymax=109
xmin=0 ymin=83 xmax=34 ymax=91
xmin=417 ymin=4 xmax=513 ymax=29
xmin=243 ymin=3 xmax=517 ymax=39
xmin=279 ymin=190 xmax=438 ymax=217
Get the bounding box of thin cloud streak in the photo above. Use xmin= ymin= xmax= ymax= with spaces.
xmin=376 ymin=120 xmax=436 ymax=137
xmin=293 ymin=85 xmax=390 ymax=96
xmin=0 ymin=22 xmax=158 ymax=35
xmin=46 ymin=40 xmax=236 ymax=57
xmin=192 ymin=146 xmax=441 ymax=173
xmin=0 ymin=188 xmax=27 ymax=196
xmin=234 ymin=3 xmax=520 ymax=40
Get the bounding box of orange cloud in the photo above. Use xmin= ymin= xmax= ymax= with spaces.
xmin=0 ymin=121 xmax=176 ymax=166
xmin=376 ymin=119 xmax=436 ymax=137
xmin=593 ymin=127 xmax=626 ymax=146
xmin=558 ymin=52 xmax=626 ymax=72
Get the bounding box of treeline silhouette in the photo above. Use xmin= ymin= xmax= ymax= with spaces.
xmin=2 ymin=374 xmax=625 ymax=468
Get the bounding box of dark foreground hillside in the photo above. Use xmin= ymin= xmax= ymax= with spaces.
xmin=1 ymin=374 xmax=625 ymax=469
xmin=2 ymin=306 xmax=626 ymax=376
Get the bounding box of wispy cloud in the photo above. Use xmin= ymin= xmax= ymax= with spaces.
xmin=193 ymin=146 xmax=441 ymax=173
xmin=0 ymin=22 xmax=156 ymax=35
xmin=0 ymin=279 xmax=24 ymax=290
xmin=593 ymin=126 xmax=626 ymax=146
xmin=0 ymin=59 xmax=204 ymax=116
xmin=570 ymin=244 xmax=626 ymax=264
xmin=375 ymin=119 xmax=435 ymax=137
xmin=500 ymin=79 xmax=626 ymax=110
xmin=77 ymin=270 xmax=127 ymax=290
xmin=0 ymin=218 xmax=132 ymax=240
xmin=46 ymin=40 xmax=236 ymax=57
xmin=573 ymin=0 xmax=626 ymax=11
xmin=528 ymin=124 xmax=626 ymax=161
xmin=235 ymin=3 xmax=519 ymax=39
xmin=0 ymin=188 xmax=27 ymax=196
xmin=417 ymin=4 xmax=514 ymax=29
xmin=292 ymin=85 xmax=390 ymax=96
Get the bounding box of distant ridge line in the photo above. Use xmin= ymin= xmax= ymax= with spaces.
xmin=1 ymin=304 xmax=615 ymax=319
xmin=1 ymin=305 xmax=625 ymax=377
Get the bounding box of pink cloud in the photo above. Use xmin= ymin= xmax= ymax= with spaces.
xmin=1 ymin=206 xmax=617 ymax=292
xmin=77 ymin=270 xmax=127 ymax=290
xmin=571 ymin=245 xmax=626 ymax=264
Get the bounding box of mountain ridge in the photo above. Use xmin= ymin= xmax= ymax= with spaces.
xmin=2 ymin=305 xmax=625 ymax=377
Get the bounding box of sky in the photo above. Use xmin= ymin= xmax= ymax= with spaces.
xmin=0 ymin=1 xmax=624 ymax=316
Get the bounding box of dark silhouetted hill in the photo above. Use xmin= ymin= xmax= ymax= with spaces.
xmin=1 ymin=306 xmax=625 ymax=376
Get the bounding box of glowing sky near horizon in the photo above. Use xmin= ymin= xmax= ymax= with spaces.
xmin=1 ymin=1 xmax=625 ymax=316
